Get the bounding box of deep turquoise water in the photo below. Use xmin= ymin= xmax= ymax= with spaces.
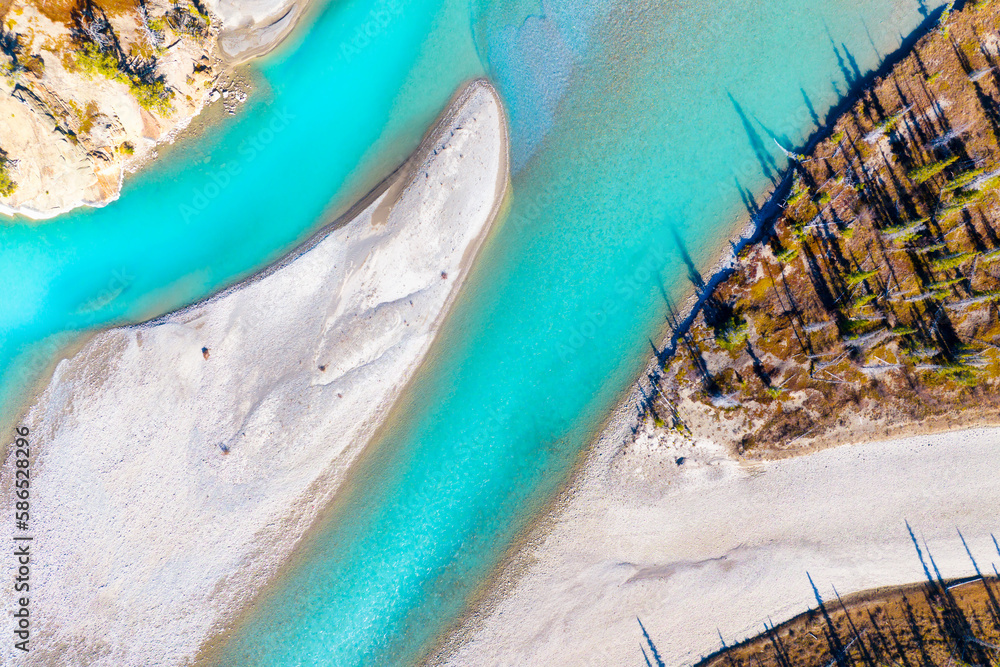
xmin=0 ymin=0 xmax=947 ymax=664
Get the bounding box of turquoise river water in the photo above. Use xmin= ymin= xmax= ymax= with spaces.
xmin=0 ymin=0 xmax=947 ymax=664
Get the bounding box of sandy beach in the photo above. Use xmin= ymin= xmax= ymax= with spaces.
xmin=0 ymin=79 xmax=508 ymax=666
xmin=205 ymin=0 xmax=304 ymax=63
xmin=435 ymin=392 xmax=1000 ymax=666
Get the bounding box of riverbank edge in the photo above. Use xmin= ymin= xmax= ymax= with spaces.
xmin=144 ymin=78 xmax=507 ymax=331
xmin=187 ymin=76 xmax=511 ymax=666
xmin=0 ymin=104 xmax=205 ymax=221
xmin=426 ymin=4 xmax=1000 ymax=664
xmin=695 ymin=574 xmax=1000 ymax=666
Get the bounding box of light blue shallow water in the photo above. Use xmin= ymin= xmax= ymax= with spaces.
xmin=0 ymin=0 xmax=946 ymax=664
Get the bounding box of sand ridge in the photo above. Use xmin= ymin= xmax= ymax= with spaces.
xmin=0 ymin=78 xmax=508 ymax=666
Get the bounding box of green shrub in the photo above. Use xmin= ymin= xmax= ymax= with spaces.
xmin=776 ymin=247 xmax=799 ymax=263
xmin=787 ymin=175 xmax=810 ymax=206
xmin=938 ymin=1 xmax=955 ymax=33
xmin=0 ymin=155 xmax=16 ymax=197
xmin=857 ymin=292 xmax=879 ymax=308
xmin=787 ymin=190 xmax=809 ymax=207
xmin=928 ymin=276 xmax=966 ymax=289
xmin=128 ymin=77 xmax=173 ymax=115
xmin=907 ymin=155 xmax=960 ymax=184
xmin=75 ymin=42 xmax=120 ymax=79
xmin=916 ymin=242 xmax=948 ymax=255
xmin=881 ymin=218 xmax=928 ymax=241
xmin=764 ymin=386 xmax=786 ymax=398
xmin=840 ymin=319 xmax=879 ymax=338
xmin=881 ymin=222 xmax=909 ymax=235
xmin=931 ymin=251 xmax=976 ymax=271
xmin=943 ymin=167 xmax=986 ymax=192
xmin=850 ymin=292 xmax=878 ymax=310
xmin=980 ymin=248 xmax=1000 ymax=264
xmin=876 ymin=108 xmax=908 ymax=134
xmin=932 ymin=361 xmax=980 ymax=386
xmin=845 ymin=268 xmax=880 ymax=287
xmin=896 ymin=228 xmax=925 ymax=243
xmin=950 ymin=189 xmax=984 ymax=208
xmin=715 ymin=311 xmax=750 ymax=351
xmin=75 ymin=42 xmax=173 ymax=115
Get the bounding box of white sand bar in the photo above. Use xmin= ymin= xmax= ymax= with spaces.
xmin=204 ymin=0 xmax=302 ymax=62
xmin=0 ymin=79 xmax=507 ymax=666
xmin=443 ymin=418 xmax=1000 ymax=666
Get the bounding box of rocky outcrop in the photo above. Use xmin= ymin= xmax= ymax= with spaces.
xmin=0 ymin=0 xmax=221 ymax=218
